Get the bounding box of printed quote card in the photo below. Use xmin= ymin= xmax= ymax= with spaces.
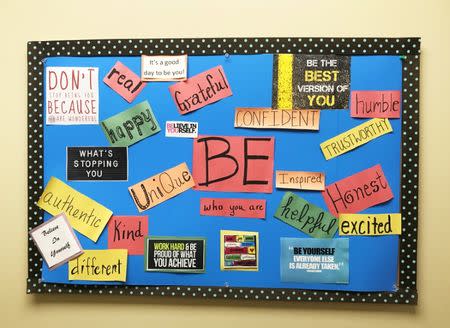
xmin=46 ymin=67 xmax=99 ymax=125
xmin=273 ymin=54 xmax=350 ymax=109
xmin=141 ymin=55 xmax=188 ymax=81
xmin=29 ymin=213 xmax=83 ymax=270
xmin=280 ymin=238 xmax=349 ymax=284
xmin=145 ymin=237 xmax=205 ymax=273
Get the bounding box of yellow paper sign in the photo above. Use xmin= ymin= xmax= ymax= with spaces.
xmin=234 ymin=108 xmax=320 ymax=130
xmin=37 ymin=177 xmax=113 ymax=242
xmin=68 ymin=249 xmax=128 ymax=282
xmin=128 ymin=162 xmax=195 ymax=212
xmin=339 ymin=213 xmax=402 ymax=236
xmin=320 ymin=118 xmax=393 ymax=160
xmin=276 ymin=170 xmax=325 ymax=191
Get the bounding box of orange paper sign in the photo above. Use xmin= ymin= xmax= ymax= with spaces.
xmin=128 ymin=162 xmax=195 ymax=212
xmin=200 ymin=198 xmax=266 ymax=219
xmin=169 ymin=65 xmax=232 ymax=115
xmin=322 ymin=164 xmax=393 ymax=217
xmin=235 ymin=108 xmax=320 ymax=130
xmin=192 ymin=136 xmax=274 ymax=193
xmin=276 ymin=171 xmax=325 ymax=191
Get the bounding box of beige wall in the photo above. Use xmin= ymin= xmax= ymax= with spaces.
xmin=1 ymin=0 xmax=449 ymax=326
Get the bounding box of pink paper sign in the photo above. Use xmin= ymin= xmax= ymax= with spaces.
xmin=322 ymin=164 xmax=393 ymax=217
xmin=169 ymin=65 xmax=232 ymax=115
xmin=103 ymin=61 xmax=146 ymax=103
xmin=351 ymin=90 xmax=401 ymax=118
xmin=107 ymin=215 xmax=148 ymax=255
xmin=200 ymin=198 xmax=266 ymax=218
xmin=193 ymin=135 xmax=274 ymax=193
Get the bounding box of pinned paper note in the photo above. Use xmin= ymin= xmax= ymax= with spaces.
xmin=101 ymin=101 xmax=160 ymax=147
xmin=46 ymin=67 xmax=99 ymax=125
xmin=37 ymin=177 xmax=112 ymax=242
xmin=108 ymin=216 xmax=148 ymax=255
xmin=234 ymin=108 xmax=320 ymax=130
xmin=67 ymin=147 xmax=128 ymax=181
xmin=200 ymin=198 xmax=266 ymax=219
xmin=220 ymin=230 xmax=258 ymax=271
xmin=29 ymin=213 xmax=83 ymax=270
xmin=322 ymin=164 xmax=393 ymax=217
xmin=339 ymin=213 xmax=401 ymax=236
xmin=351 ymin=90 xmax=401 ymax=118
xmin=68 ymin=249 xmax=128 ymax=282
xmin=128 ymin=162 xmax=195 ymax=212
xmin=274 ymin=192 xmax=338 ymax=238
xmin=192 ymin=135 xmax=274 ymax=193
xmin=103 ymin=61 xmax=146 ymax=103
xmin=276 ymin=171 xmax=325 ymax=191
xmin=165 ymin=121 xmax=198 ymax=138
xmin=144 ymin=237 xmax=205 ymax=273
xmin=169 ymin=65 xmax=232 ymax=115
xmin=141 ymin=55 xmax=188 ymax=81
xmin=280 ymin=238 xmax=349 ymax=284
xmin=320 ymin=118 xmax=393 ymax=160
xmin=273 ymin=55 xmax=350 ymax=109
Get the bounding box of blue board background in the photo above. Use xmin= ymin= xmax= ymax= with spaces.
xmin=42 ymin=54 xmax=401 ymax=291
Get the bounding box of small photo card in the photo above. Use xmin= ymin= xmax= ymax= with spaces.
xmin=29 ymin=213 xmax=83 ymax=270
xmin=220 ymin=230 xmax=259 ymax=271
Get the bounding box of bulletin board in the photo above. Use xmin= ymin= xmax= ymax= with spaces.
xmin=27 ymin=37 xmax=420 ymax=304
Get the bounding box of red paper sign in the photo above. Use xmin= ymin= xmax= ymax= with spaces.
xmin=322 ymin=164 xmax=393 ymax=217
xmin=103 ymin=61 xmax=146 ymax=103
xmin=107 ymin=215 xmax=148 ymax=255
xmin=193 ymin=135 xmax=274 ymax=193
xmin=200 ymin=198 xmax=266 ymax=218
xmin=351 ymin=90 xmax=401 ymax=118
xmin=169 ymin=65 xmax=232 ymax=115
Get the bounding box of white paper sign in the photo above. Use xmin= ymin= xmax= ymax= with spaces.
xmin=45 ymin=66 xmax=99 ymax=125
xmin=141 ymin=55 xmax=188 ymax=81
xmin=165 ymin=121 xmax=198 ymax=138
xmin=29 ymin=213 xmax=84 ymax=270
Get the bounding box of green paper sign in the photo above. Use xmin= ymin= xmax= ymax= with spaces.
xmin=274 ymin=192 xmax=338 ymax=238
xmin=101 ymin=100 xmax=160 ymax=147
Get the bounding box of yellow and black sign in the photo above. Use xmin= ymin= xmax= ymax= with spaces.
xmin=272 ymin=54 xmax=351 ymax=110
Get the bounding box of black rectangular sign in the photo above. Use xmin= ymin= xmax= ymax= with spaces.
xmin=145 ymin=237 xmax=206 ymax=273
xmin=67 ymin=146 xmax=128 ymax=181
